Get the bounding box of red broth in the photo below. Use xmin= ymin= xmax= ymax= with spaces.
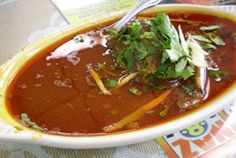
xmin=6 ymin=12 xmax=236 ymax=135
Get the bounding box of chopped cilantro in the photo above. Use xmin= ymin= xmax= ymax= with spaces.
xmin=21 ymin=113 xmax=44 ymax=132
xmin=192 ymin=33 xmax=225 ymax=49
xmin=182 ymin=66 xmax=195 ymax=80
xmin=97 ymin=62 xmax=106 ymax=70
xmin=135 ymin=42 xmax=150 ymax=60
xmin=152 ymin=13 xmax=179 ymax=41
xmin=204 ymin=43 xmax=217 ymax=50
xmin=209 ymin=70 xmax=223 ymax=79
xmin=175 ymin=57 xmax=187 ymax=72
xmin=129 ymin=87 xmax=142 ymax=96
xmin=106 ymin=13 xmax=224 ymax=89
xmin=159 ymin=106 xmax=170 ymax=117
xmin=104 ymin=79 xmax=118 ymax=88
xmin=124 ymin=47 xmax=135 ymax=69
xmin=104 ymin=28 xmax=119 ymax=35
xmin=107 ymin=13 xmax=190 ymax=76
xmin=192 ymin=35 xmax=211 ymax=43
xmin=207 ymin=33 xmax=225 ymax=46
xmin=140 ymin=32 xmax=156 ymax=39
xmin=200 ymin=25 xmax=221 ymax=31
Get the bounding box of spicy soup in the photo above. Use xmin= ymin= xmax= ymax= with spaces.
xmin=6 ymin=12 xmax=236 ymax=135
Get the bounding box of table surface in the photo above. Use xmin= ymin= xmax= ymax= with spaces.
xmin=0 ymin=0 xmax=236 ymax=157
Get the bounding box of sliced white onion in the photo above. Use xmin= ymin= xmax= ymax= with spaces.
xmin=178 ymin=25 xmax=188 ymax=55
xmin=188 ymin=40 xmax=208 ymax=68
xmin=195 ymin=67 xmax=207 ymax=91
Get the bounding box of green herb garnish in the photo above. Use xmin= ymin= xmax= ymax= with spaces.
xmin=97 ymin=62 xmax=106 ymax=70
xmin=107 ymin=13 xmax=194 ymax=81
xmin=192 ymin=35 xmax=211 ymax=43
xmin=192 ymin=33 xmax=225 ymax=49
xmin=129 ymin=87 xmax=142 ymax=96
xmin=104 ymin=79 xmax=118 ymax=88
xmin=148 ymin=14 xmax=195 ymax=81
xmin=140 ymin=32 xmax=156 ymax=39
xmin=182 ymin=66 xmax=195 ymax=80
xmin=207 ymin=33 xmax=225 ymax=46
xmin=104 ymin=28 xmax=119 ymax=35
xmin=209 ymin=70 xmax=223 ymax=79
xmin=159 ymin=106 xmax=170 ymax=117
xmin=106 ymin=13 xmax=225 ymax=92
xmin=20 ymin=113 xmax=44 ymax=132
xmin=200 ymin=25 xmax=221 ymax=31
xmin=204 ymin=43 xmax=217 ymax=50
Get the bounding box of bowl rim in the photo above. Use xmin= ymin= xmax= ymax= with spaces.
xmin=0 ymin=4 xmax=236 ymax=149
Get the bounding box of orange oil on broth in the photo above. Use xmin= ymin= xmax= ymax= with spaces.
xmin=6 ymin=12 xmax=236 ymax=135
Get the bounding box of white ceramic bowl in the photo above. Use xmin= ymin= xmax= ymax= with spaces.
xmin=0 ymin=4 xmax=236 ymax=149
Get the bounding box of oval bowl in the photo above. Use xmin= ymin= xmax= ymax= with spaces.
xmin=0 ymin=4 xmax=236 ymax=149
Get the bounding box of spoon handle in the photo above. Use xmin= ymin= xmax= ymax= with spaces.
xmin=113 ymin=0 xmax=162 ymax=30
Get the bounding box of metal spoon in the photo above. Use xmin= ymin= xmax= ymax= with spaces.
xmin=113 ymin=0 xmax=162 ymax=30
xmin=48 ymin=0 xmax=162 ymax=60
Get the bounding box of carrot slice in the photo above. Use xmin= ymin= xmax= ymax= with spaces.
xmin=104 ymin=89 xmax=172 ymax=132
xmin=87 ymin=65 xmax=111 ymax=95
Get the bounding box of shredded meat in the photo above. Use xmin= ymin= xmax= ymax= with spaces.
xmin=176 ymin=88 xmax=203 ymax=109
xmin=135 ymin=54 xmax=158 ymax=83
